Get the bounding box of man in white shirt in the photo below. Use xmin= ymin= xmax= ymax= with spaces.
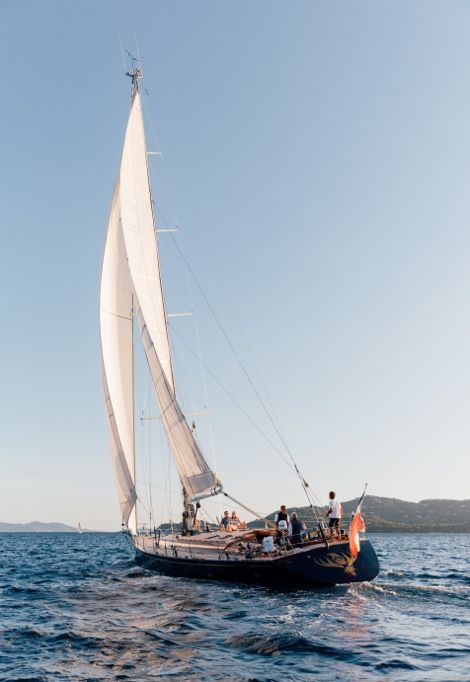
xmin=327 ymin=491 xmax=342 ymax=529
xmin=274 ymin=505 xmax=290 ymax=527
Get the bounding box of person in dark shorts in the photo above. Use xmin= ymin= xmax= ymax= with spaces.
xmin=327 ymin=491 xmax=342 ymax=528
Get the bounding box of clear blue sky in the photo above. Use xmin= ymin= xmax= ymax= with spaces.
xmin=1 ymin=1 xmax=470 ymax=530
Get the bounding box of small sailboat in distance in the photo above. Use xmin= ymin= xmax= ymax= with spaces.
xmin=77 ymin=523 xmax=83 ymax=534
xmin=99 ymin=65 xmax=380 ymax=586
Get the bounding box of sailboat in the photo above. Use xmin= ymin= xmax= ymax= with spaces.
xmin=77 ymin=522 xmax=83 ymax=534
xmin=99 ymin=68 xmax=380 ymax=586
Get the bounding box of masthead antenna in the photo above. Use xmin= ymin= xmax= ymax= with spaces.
xmin=125 ymin=50 xmax=142 ymax=97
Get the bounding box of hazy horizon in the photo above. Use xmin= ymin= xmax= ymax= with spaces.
xmin=2 ymin=492 xmax=470 ymax=532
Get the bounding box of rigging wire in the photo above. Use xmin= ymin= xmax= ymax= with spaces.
xmin=225 ymin=291 xmax=285 ymax=438
xmin=131 ymin=100 xmax=203 ymax=503
xmin=141 ymin=90 xmax=180 ymax=226
xmin=223 ymin=492 xmax=275 ymax=528
xmin=167 ymin=445 xmax=175 ymax=534
xmin=140 ymin=80 xmax=323 ymax=523
xmin=225 ymin=294 xmax=324 ymax=515
xmin=133 ymin=33 xmax=143 ymax=72
xmin=183 ymin=252 xmax=219 ymax=481
xmin=168 ymin=322 xmax=296 ymax=474
xmin=137 ymin=90 xmax=217 ymax=505
xmin=147 ymin=374 xmax=153 ymax=529
xmin=138 ymin=324 xmax=212 ymax=512
xmin=117 ymin=31 xmax=127 ymax=75
xmin=152 ymin=195 xmax=299 ymax=478
xmin=166 ymin=234 xmax=320 ymax=516
xmin=136 ymin=324 xmax=157 ymax=530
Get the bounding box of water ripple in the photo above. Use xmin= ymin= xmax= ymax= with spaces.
xmin=0 ymin=532 xmax=469 ymax=680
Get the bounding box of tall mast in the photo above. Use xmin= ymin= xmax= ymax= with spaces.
xmin=126 ymin=61 xmax=141 ymax=534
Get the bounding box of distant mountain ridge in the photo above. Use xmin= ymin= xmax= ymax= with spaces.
xmin=2 ymin=497 xmax=470 ymax=533
xmin=0 ymin=521 xmax=80 ymax=533
xmin=251 ymin=496 xmax=470 ymax=532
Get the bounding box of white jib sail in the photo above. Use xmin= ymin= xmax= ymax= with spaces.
xmin=139 ymin=312 xmax=220 ymax=499
xmin=100 ymin=180 xmax=137 ymax=533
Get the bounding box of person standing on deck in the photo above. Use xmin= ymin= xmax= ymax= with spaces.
xmin=288 ymin=512 xmax=304 ymax=546
xmin=274 ymin=505 xmax=289 ymax=528
xmin=327 ymin=491 xmax=342 ymax=529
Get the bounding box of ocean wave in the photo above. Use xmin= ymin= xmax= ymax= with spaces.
xmin=375 ymin=658 xmax=420 ymax=672
xmin=224 ymin=631 xmax=358 ymax=661
xmin=381 ymin=569 xmax=405 ymax=578
xmin=356 ymin=578 xmax=470 ymax=601
xmin=2 ymin=532 xmax=470 ymax=681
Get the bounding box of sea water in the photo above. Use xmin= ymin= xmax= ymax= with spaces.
xmin=0 ymin=533 xmax=468 ymax=681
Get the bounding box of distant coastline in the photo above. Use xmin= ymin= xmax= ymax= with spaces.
xmin=255 ymin=496 xmax=470 ymax=533
xmin=0 ymin=522 xmax=89 ymax=533
xmin=2 ymin=496 xmax=470 ymax=533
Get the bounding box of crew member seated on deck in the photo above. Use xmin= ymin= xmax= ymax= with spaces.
xmin=228 ymin=511 xmax=245 ymax=531
xmin=220 ymin=511 xmax=230 ymax=530
xmin=326 ymin=491 xmax=343 ymax=532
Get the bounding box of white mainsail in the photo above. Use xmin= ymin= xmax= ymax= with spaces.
xmin=101 ymin=82 xmax=221 ymax=530
xmin=100 ymin=181 xmax=137 ymax=532
xmin=119 ymin=90 xmax=175 ymax=393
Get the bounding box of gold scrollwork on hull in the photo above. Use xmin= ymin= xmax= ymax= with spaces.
xmin=314 ymin=552 xmax=358 ymax=576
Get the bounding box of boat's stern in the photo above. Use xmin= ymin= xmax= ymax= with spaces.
xmin=281 ymin=538 xmax=380 ymax=585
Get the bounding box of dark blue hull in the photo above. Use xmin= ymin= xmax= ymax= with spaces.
xmin=135 ymin=539 xmax=379 ymax=586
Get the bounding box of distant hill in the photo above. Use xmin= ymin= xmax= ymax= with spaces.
xmin=3 ymin=497 xmax=470 ymax=533
xmin=249 ymin=496 xmax=470 ymax=532
xmin=0 ymin=521 xmax=80 ymax=533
